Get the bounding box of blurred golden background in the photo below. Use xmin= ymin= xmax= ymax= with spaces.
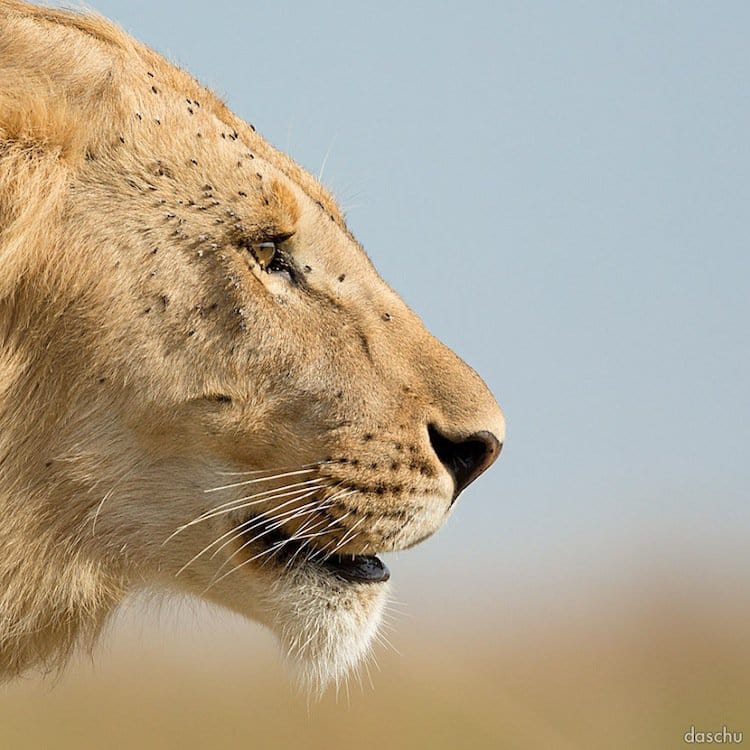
xmin=2 ymin=563 xmax=747 ymax=749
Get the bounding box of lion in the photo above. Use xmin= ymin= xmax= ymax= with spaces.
xmin=0 ymin=0 xmax=504 ymax=689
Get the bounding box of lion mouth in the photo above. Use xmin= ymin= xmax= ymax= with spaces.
xmin=324 ymin=553 xmax=390 ymax=583
xmin=235 ymin=513 xmax=390 ymax=584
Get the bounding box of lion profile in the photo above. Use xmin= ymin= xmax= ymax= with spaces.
xmin=0 ymin=0 xmax=504 ymax=688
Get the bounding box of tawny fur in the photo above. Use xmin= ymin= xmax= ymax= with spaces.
xmin=0 ymin=0 xmax=504 ymax=685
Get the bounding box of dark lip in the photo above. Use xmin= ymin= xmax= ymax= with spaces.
xmin=324 ymin=554 xmax=390 ymax=584
xmin=235 ymin=513 xmax=390 ymax=585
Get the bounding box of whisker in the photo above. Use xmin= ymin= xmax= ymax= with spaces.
xmin=328 ymin=529 xmax=362 ymax=559
xmin=174 ymin=488 xmax=330 ymax=576
xmin=282 ymin=487 xmax=358 ymax=563
xmin=203 ymin=535 xmax=288 ymax=591
xmin=322 ymin=485 xmax=355 ymax=504
xmin=209 ymin=489 xmax=358 ymax=582
xmin=216 ymin=460 xmax=332 ymax=477
xmin=311 ymin=516 xmax=365 ymax=563
xmin=309 ymin=508 xmax=356 ymax=560
xmin=330 ymin=516 xmax=367 ymax=555
xmin=281 ymin=515 xmax=337 ymax=571
xmin=184 ymin=480 xmax=376 ymax=590
xmin=237 ymin=501 xmax=335 ymax=555
xmin=164 ymin=480 xmax=330 ymax=545
xmin=90 ymin=463 xmax=145 ymax=537
xmin=188 ymin=478 xmax=328 ymax=525
xmin=210 ymin=494 xmax=332 ymax=565
xmin=205 ymin=468 xmax=319 ymax=493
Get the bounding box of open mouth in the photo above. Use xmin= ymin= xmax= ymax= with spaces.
xmin=236 ymin=513 xmax=390 ymax=585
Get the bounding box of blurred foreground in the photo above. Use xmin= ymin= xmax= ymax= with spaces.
xmin=1 ymin=570 xmax=747 ymax=750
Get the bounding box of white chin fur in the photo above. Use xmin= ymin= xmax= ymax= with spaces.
xmin=262 ymin=566 xmax=389 ymax=694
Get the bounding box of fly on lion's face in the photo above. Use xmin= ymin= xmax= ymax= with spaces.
xmin=0 ymin=0 xmax=504 ymax=688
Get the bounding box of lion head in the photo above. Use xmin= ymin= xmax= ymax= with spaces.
xmin=0 ymin=0 xmax=504 ymax=687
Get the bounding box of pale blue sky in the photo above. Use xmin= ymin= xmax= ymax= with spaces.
xmin=53 ymin=1 xmax=749 ymax=611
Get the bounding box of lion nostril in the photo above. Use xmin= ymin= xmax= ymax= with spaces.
xmin=427 ymin=425 xmax=502 ymax=501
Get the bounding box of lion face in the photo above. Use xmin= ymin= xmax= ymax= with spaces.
xmin=0 ymin=2 xmax=503 ymax=687
xmin=80 ymin=159 xmax=504 ymax=685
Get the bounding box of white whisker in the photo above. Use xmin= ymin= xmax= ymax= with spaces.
xmin=216 ymin=461 xmax=328 ymax=477
xmin=204 ymin=535 xmax=286 ymax=591
xmin=205 ymin=467 xmax=319 ymax=493
xmin=330 ymin=515 xmax=367 ymax=554
xmin=91 ymin=464 xmax=139 ymax=536
xmin=210 ymin=494 xmax=332 ymax=566
xmin=174 ymin=488 xmax=330 ymax=577
xmin=164 ymin=480 xmax=330 ymax=545
xmin=189 ymin=478 xmax=329 ymax=526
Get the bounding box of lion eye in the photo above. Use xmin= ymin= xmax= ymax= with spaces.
xmin=247 ymin=236 xmax=296 ymax=283
xmin=252 ymin=241 xmax=278 ymax=271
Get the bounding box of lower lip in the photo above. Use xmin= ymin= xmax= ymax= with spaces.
xmin=322 ymin=554 xmax=390 ymax=584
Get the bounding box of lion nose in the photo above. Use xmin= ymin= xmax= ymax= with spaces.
xmin=427 ymin=425 xmax=502 ymax=501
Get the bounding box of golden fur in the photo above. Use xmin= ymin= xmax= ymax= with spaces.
xmin=0 ymin=0 xmax=504 ymax=687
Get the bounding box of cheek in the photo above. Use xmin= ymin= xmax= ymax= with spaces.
xmin=196 ymin=398 xmax=321 ymax=468
xmin=92 ymin=458 xmax=214 ymax=559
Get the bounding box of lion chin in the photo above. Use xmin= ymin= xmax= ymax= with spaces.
xmin=249 ymin=563 xmax=389 ymax=692
xmin=0 ymin=0 xmax=504 ymax=689
xmin=193 ymin=496 xmax=394 ymax=691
